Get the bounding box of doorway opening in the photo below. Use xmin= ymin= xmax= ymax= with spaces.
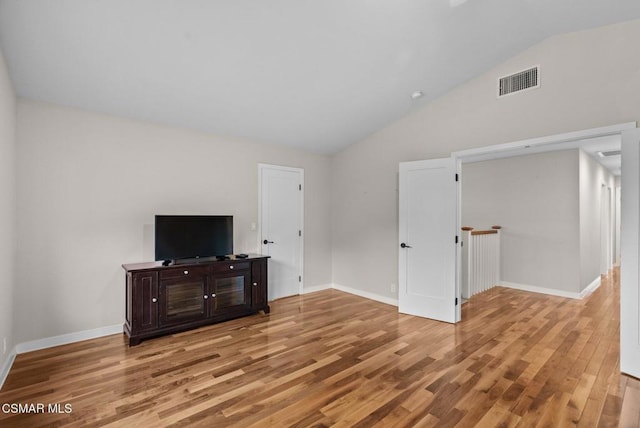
xmin=459 ymin=143 xmax=619 ymax=302
xmin=452 ymin=122 xmax=636 ymax=320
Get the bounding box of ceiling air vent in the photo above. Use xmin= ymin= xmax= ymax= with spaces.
xmin=498 ymin=66 xmax=539 ymax=97
xmin=598 ymin=150 xmax=621 ymax=157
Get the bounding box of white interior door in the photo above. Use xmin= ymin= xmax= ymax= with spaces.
xmin=399 ymin=158 xmax=458 ymax=323
xmin=621 ymin=128 xmax=640 ymax=378
xmin=259 ymin=164 xmax=303 ymax=301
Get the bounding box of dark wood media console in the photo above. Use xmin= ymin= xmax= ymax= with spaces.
xmin=123 ymin=254 xmax=270 ymax=346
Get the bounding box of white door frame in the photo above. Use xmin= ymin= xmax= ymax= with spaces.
xmin=452 ymin=123 xmax=635 ymax=163
xmin=602 ymin=184 xmax=614 ymax=274
xmin=452 ymin=121 xmax=637 ymax=377
xmin=453 ymin=123 xmax=634 ymax=286
xmin=620 ymin=128 xmax=640 ymax=378
xmin=258 ymin=163 xmax=304 ymax=296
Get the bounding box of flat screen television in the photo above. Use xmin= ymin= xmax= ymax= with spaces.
xmin=155 ymin=215 xmax=233 ymax=262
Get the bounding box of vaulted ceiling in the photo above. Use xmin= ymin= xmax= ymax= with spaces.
xmin=1 ymin=1 xmax=639 ymax=154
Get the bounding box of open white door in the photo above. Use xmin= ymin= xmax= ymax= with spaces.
xmin=259 ymin=164 xmax=303 ymax=301
xmin=621 ymin=128 xmax=640 ymax=378
xmin=399 ymin=157 xmax=458 ymax=323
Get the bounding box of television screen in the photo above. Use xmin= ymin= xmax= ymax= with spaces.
xmin=155 ymin=215 xmax=233 ymax=261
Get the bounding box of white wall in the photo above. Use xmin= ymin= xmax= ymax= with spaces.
xmin=331 ymin=19 xmax=640 ymax=301
xmin=0 ymin=48 xmax=16 ymax=370
xmin=579 ymin=150 xmax=616 ymax=290
xmin=462 ymin=150 xmax=581 ymax=293
xmin=15 ymin=100 xmax=332 ymax=343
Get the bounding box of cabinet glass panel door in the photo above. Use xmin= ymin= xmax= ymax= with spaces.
xmin=160 ymin=280 xmax=206 ymax=325
xmin=216 ymin=276 xmax=245 ymax=307
xmin=214 ymin=273 xmax=251 ymax=312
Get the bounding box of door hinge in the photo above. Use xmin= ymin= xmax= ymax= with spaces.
xmin=455 ymin=173 xmax=459 ymax=182
xmin=455 ymin=235 xmax=459 ymax=244
xmin=455 ymin=297 xmax=459 ymax=305
xmin=299 ymin=184 xmax=302 ymax=191
xmin=299 ymin=230 xmax=302 ymax=237
xmin=299 ymin=276 xmax=302 ymax=282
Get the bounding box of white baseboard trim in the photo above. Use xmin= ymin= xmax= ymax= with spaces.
xmin=332 ymin=283 xmax=398 ymax=307
xmin=500 ymin=282 xmax=581 ymax=299
xmin=15 ymin=324 xmax=122 ymax=355
xmin=302 ymin=283 xmax=332 ymax=294
xmin=0 ymin=347 xmax=17 ymax=390
xmin=580 ymin=276 xmax=602 ymax=299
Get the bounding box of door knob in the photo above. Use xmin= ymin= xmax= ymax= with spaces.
xmin=400 ymin=242 xmax=412 ymax=249
xmin=263 ymin=240 xmax=274 ymax=245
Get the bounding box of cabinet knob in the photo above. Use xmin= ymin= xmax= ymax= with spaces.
xmin=183 ymin=270 xmax=189 ymax=275
xmin=211 ymin=293 xmax=216 ymax=298
xmin=253 ymin=282 xmax=257 ymax=286
xmin=230 ymin=265 xmax=234 ymax=270
xmin=203 ymin=295 xmax=208 ymax=299
xmin=152 ymin=298 xmax=157 ymax=303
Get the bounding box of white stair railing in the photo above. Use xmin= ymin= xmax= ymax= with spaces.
xmin=461 ymin=226 xmax=501 ymax=299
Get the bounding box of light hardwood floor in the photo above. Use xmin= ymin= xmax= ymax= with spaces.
xmin=1 ymin=268 xmax=639 ymax=427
